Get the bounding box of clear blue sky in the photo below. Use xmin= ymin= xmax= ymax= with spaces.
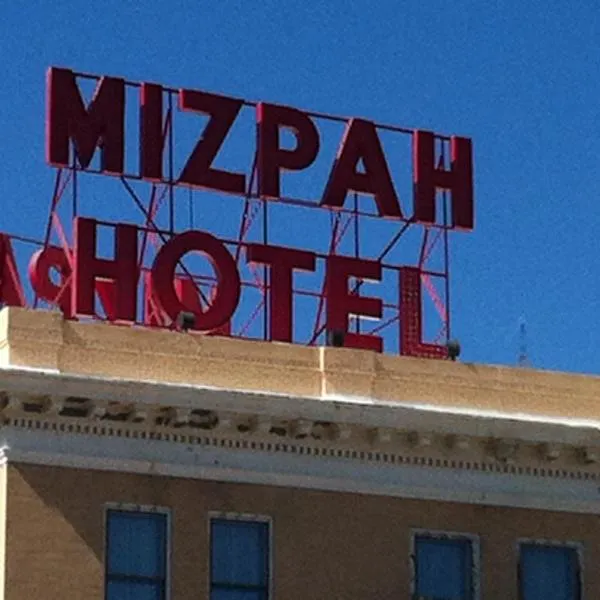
xmin=1 ymin=1 xmax=600 ymax=374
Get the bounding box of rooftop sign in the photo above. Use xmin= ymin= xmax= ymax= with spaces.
xmin=0 ymin=67 xmax=474 ymax=357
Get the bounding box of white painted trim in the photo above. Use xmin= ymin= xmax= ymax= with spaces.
xmin=105 ymin=501 xmax=171 ymax=515
xmin=517 ymin=537 xmax=584 ymax=600
xmin=410 ymin=529 xmax=481 ymax=600
xmin=3 ymin=427 xmax=600 ymax=515
xmin=103 ymin=503 xmax=172 ymax=600
xmin=208 ymin=511 xmax=272 ymax=523
xmin=208 ymin=512 xmax=273 ymax=599
xmin=1 ymin=366 xmax=600 ymax=446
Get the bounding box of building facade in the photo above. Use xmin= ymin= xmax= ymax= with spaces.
xmin=0 ymin=307 xmax=598 ymax=599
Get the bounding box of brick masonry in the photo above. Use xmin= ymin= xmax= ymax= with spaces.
xmin=5 ymin=463 xmax=600 ymax=600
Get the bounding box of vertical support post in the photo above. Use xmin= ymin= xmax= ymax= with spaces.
xmin=167 ymin=92 xmax=174 ymax=234
xmin=354 ymin=192 xmax=360 ymax=334
xmin=262 ymin=191 xmax=269 ymax=341
xmin=442 ymin=138 xmax=451 ymax=341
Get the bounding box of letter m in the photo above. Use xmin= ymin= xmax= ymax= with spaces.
xmin=46 ymin=67 xmax=125 ymax=174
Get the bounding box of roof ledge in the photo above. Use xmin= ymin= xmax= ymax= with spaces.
xmin=2 ymin=307 xmax=600 ymax=426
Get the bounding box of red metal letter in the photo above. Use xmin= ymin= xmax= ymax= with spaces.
xmin=247 ymin=244 xmax=316 ymax=342
xmin=73 ymin=218 xmax=139 ymax=322
xmin=413 ymin=130 xmax=474 ymax=230
xmin=178 ymin=90 xmax=245 ymax=194
xmin=151 ymin=231 xmax=240 ymax=330
xmin=257 ymin=103 xmax=320 ymax=199
xmin=143 ymin=273 xmax=231 ymax=335
xmin=46 ymin=67 xmax=125 ymax=174
xmin=326 ymin=256 xmax=383 ymax=352
xmin=321 ymin=119 xmax=402 ymax=218
xmin=0 ymin=235 xmax=25 ymax=307
xmin=29 ymin=246 xmax=72 ymax=316
xmin=140 ymin=83 xmax=163 ymax=181
xmin=399 ymin=267 xmax=447 ymax=358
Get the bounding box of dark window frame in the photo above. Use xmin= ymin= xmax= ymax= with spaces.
xmin=411 ymin=529 xmax=479 ymax=600
xmin=209 ymin=516 xmax=271 ymax=599
xmin=104 ymin=507 xmax=169 ymax=600
xmin=517 ymin=540 xmax=582 ymax=600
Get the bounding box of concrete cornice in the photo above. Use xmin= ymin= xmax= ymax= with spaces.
xmin=0 ymin=359 xmax=599 ymax=487
xmin=0 ymin=365 xmax=599 ymax=449
xmin=0 ymin=307 xmax=600 ymax=480
xmin=2 ymin=306 xmax=600 ymax=421
xmin=2 ymin=413 xmax=600 ymax=515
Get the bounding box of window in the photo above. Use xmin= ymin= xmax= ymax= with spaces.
xmin=413 ymin=534 xmax=475 ymax=600
xmin=210 ymin=518 xmax=270 ymax=600
xmin=519 ymin=542 xmax=581 ymax=600
xmin=105 ymin=509 xmax=168 ymax=600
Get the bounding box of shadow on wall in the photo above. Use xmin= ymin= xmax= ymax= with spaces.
xmin=9 ymin=462 xmax=432 ymax=599
xmin=12 ymin=463 xmax=180 ymax=560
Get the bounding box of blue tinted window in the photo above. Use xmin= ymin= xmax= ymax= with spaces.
xmin=415 ymin=535 xmax=473 ymax=600
xmin=211 ymin=519 xmax=269 ymax=600
xmin=106 ymin=580 xmax=163 ymax=600
xmin=106 ymin=510 xmax=167 ymax=600
xmin=520 ymin=544 xmax=580 ymax=600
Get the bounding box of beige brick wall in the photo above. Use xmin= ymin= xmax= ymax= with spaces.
xmin=4 ymin=306 xmax=600 ymax=424
xmin=0 ymin=465 xmax=6 ymax=600
xmin=5 ymin=463 xmax=600 ymax=600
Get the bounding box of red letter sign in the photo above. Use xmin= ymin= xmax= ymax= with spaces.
xmin=321 ymin=119 xmax=402 ymax=218
xmin=175 ymin=277 xmax=231 ymax=336
xmin=29 ymin=246 xmax=72 ymax=316
xmin=247 ymin=244 xmax=316 ymax=342
xmin=0 ymin=235 xmax=25 ymax=307
xmin=257 ymin=103 xmax=320 ymax=199
xmin=73 ymin=218 xmax=139 ymax=322
xmin=399 ymin=267 xmax=447 ymax=358
xmin=46 ymin=67 xmax=125 ymax=174
xmin=140 ymin=82 xmax=163 ymax=181
xmin=144 ymin=272 xmax=231 ymax=335
xmin=326 ymin=256 xmax=383 ymax=351
xmin=413 ymin=130 xmax=473 ymax=230
xmin=151 ymin=231 xmax=240 ymax=330
xmin=178 ymin=90 xmax=245 ymax=194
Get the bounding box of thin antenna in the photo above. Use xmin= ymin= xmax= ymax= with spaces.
xmin=518 ymin=317 xmax=530 ymax=367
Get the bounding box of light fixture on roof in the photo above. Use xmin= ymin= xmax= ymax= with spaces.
xmin=446 ymin=339 xmax=461 ymax=361
xmin=327 ymin=329 xmax=345 ymax=348
xmin=176 ymin=311 xmax=195 ymax=332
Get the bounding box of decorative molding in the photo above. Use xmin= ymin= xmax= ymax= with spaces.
xmin=0 ymin=365 xmax=600 ymax=514
xmin=334 ymin=424 xmax=352 ymax=441
xmin=579 ymin=447 xmax=598 ymax=464
xmin=446 ymin=434 xmax=470 ymax=451
xmin=289 ymin=419 xmax=312 ymax=439
xmin=539 ymin=442 xmax=561 ymax=462
xmin=0 ymin=366 xmax=600 ymax=449
xmin=248 ymin=415 xmax=271 ymax=434
xmin=2 ymin=414 xmax=600 ymax=514
xmin=408 ymin=431 xmax=432 ymax=448
xmin=0 ymin=387 xmax=599 ymax=477
xmin=371 ymin=428 xmax=393 ymax=445
xmin=489 ymin=439 xmax=520 ymax=464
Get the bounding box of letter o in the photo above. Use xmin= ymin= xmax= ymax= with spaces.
xmin=150 ymin=231 xmax=240 ymax=330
